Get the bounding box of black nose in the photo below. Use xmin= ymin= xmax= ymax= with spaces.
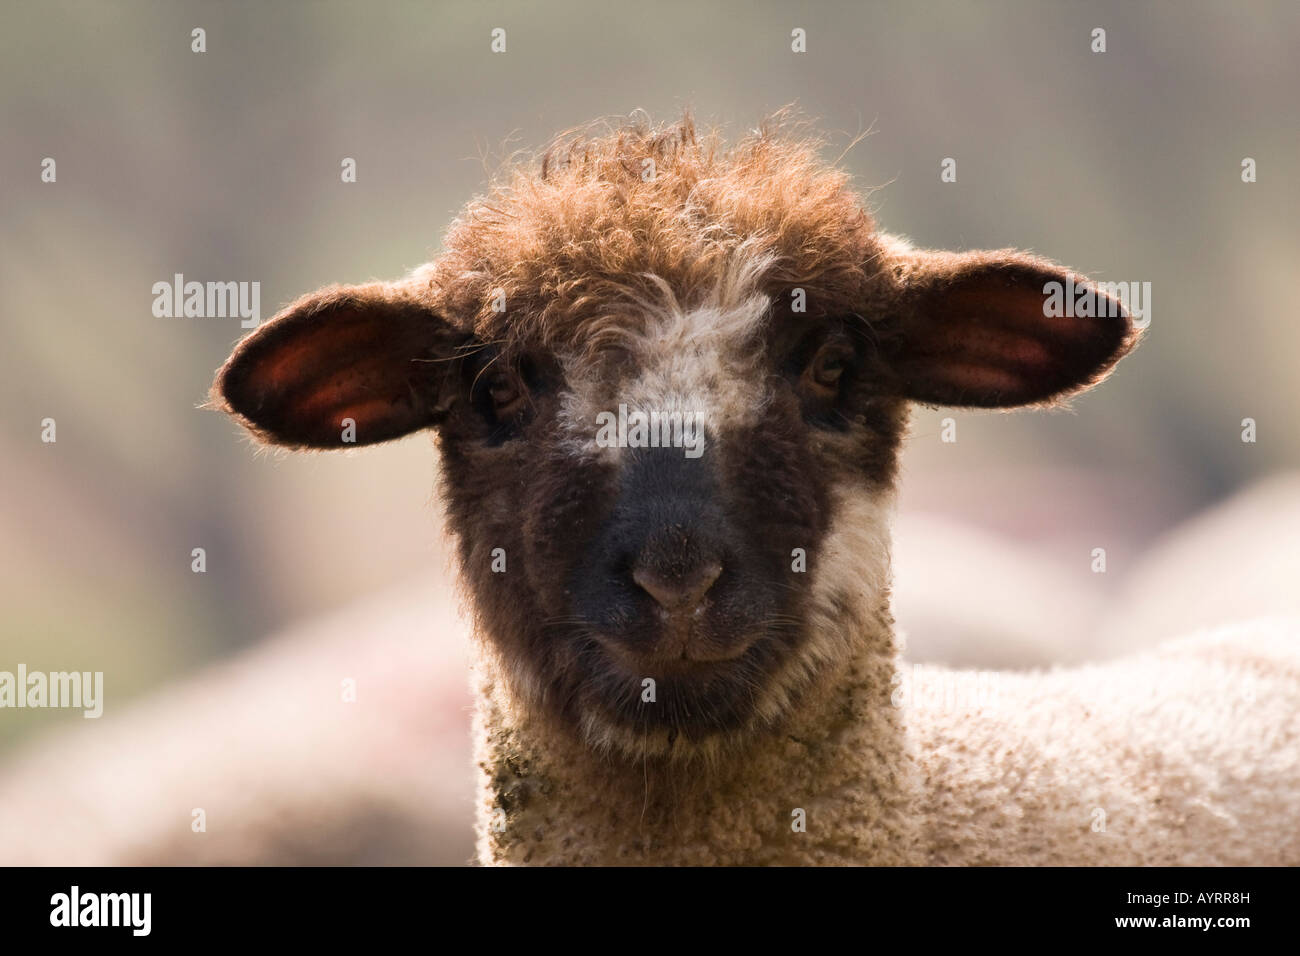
xmin=633 ymin=558 xmax=722 ymax=612
xmin=586 ymin=446 xmax=734 ymax=627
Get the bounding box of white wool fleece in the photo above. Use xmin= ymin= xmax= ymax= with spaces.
xmin=474 ymin=616 xmax=1300 ymax=866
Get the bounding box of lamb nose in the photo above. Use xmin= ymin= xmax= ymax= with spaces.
xmin=633 ymin=561 xmax=722 ymax=612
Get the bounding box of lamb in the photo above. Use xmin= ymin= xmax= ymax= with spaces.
xmin=211 ymin=114 xmax=1300 ymax=865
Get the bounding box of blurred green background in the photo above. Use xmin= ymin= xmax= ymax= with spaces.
xmin=2 ymin=0 xmax=1298 ymax=754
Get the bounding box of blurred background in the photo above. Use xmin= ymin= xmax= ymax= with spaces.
xmin=2 ymin=0 xmax=1298 ymax=864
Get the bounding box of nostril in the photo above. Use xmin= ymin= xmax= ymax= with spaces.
xmin=633 ymin=561 xmax=722 ymax=612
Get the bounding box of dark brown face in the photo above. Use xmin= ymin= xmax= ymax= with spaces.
xmin=434 ymin=299 xmax=907 ymax=753
xmin=212 ymin=234 xmax=1136 ymax=761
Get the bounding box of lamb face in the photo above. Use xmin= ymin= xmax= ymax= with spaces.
xmin=432 ymin=264 xmax=910 ymax=758
xmin=212 ymin=115 xmax=1138 ymax=762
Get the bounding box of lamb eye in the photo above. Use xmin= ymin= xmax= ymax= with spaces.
xmin=804 ymin=341 xmax=853 ymax=395
xmin=812 ymin=350 xmax=845 ymax=387
xmin=487 ymin=374 xmax=525 ymax=419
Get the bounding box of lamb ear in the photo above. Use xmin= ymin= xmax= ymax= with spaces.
xmin=211 ymin=282 xmax=466 ymax=448
xmin=880 ymin=241 xmax=1140 ymax=408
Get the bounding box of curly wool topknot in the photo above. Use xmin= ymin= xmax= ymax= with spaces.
xmin=416 ymin=112 xmax=888 ymax=352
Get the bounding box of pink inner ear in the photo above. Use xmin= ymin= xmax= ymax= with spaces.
xmin=925 ymin=359 xmax=1034 ymax=397
xmin=293 ymin=380 xmax=397 ymax=426
xmin=217 ymin=285 xmax=450 ymax=448
xmin=986 ymin=332 xmax=1054 ymax=367
xmin=286 ymin=349 xmax=419 ymax=439
xmin=336 ymin=398 xmax=409 ymax=434
xmin=918 ymin=321 xmax=1056 ymax=367
xmin=244 ymin=314 xmax=389 ymax=400
xmin=897 ymin=273 xmax=1130 ymax=407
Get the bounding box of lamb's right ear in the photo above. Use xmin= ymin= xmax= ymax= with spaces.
xmin=211 ymin=282 xmax=467 ymax=449
xmin=879 ymin=239 xmax=1141 ymax=408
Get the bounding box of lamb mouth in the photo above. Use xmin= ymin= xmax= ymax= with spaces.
xmin=587 ymin=628 xmax=764 ymax=677
xmin=552 ymin=629 xmax=800 ymax=749
xmin=590 ymin=630 xmax=780 ymax=698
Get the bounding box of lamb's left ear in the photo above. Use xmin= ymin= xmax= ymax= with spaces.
xmin=212 ymin=282 xmax=467 ymax=448
xmin=880 ymin=242 xmax=1141 ymax=408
